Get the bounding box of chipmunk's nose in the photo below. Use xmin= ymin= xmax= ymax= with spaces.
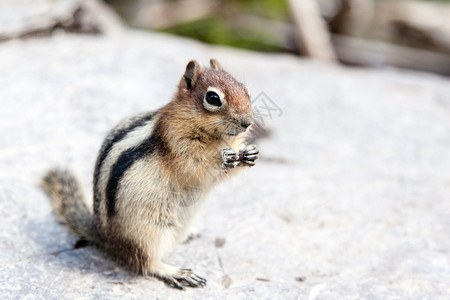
xmin=240 ymin=116 xmax=254 ymax=129
xmin=241 ymin=120 xmax=252 ymax=129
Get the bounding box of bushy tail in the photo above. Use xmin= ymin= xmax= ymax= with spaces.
xmin=41 ymin=169 xmax=94 ymax=240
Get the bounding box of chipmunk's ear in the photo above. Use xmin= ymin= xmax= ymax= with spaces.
xmin=184 ymin=60 xmax=201 ymax=90
xmin=209 ymin=59 xmax=223 ymax=71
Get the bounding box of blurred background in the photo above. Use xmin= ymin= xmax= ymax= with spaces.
xmin=1 ymin=1 xmax=450 ymax=298
xmin=2 ymin=0 xmax=449 ymax=74
xmin=102 ymin=0 xmax=450 ymax=75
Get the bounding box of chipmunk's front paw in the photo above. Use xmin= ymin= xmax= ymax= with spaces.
xmin=240 ymin=144 xmax=259 ymax=167
xmin=220 ymin=147 xmax=240 ymax=169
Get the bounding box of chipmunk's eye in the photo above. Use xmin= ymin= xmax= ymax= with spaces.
xmin=205 ymin=91 xmax=222 ymax=107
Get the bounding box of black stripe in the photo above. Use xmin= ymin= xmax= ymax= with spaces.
xmin=105 ymin=128 xmax=166 ymax=218
xmin=93 ymin=113 xmax=154 ymax=193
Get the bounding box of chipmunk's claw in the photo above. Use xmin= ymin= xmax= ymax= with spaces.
xmin=220 ymin=147 xmax=240 ymax=169
xmin=240 ymin=144 xmax=259 ymax=166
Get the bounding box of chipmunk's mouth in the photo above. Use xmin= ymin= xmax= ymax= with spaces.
xmin=225 ymin=126 xmax=248 ymax=136
xmin=225 ymin=132 xmax=240 ymax=136
xmin=225 ymin=120 xmax=250 ymax=136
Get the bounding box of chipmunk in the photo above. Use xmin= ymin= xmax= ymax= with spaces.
xmin=41 ymin=59 xmax=259 ymax=290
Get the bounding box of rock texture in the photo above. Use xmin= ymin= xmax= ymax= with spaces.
xmin=0 ymin=21 xmax=449 ymax=300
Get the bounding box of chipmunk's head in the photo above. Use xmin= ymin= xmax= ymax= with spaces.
xmin=179 ymin=59 xmax=253 ymax=138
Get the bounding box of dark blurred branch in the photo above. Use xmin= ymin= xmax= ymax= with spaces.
xmin=370 ymin=0 xmax=450 ymax=54
xmin=0 ymin=0 xmax=123 ymax=41
xmin=328 ymin=0 xmax=374 ymax=36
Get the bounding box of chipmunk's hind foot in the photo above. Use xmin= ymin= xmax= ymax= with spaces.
xmin=156 ymin=268 xmax=207 ymax=290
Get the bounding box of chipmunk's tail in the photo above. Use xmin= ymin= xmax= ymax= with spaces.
xmin=41 ymin=169 xmax=94 ymax=241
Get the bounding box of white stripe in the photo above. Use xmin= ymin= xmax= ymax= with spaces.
xmin=97 ymin=119 xmax=155 ymax=201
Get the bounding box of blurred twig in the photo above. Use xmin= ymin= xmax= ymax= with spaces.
xmin=332 ymin=34 xmax=450 ymax=75
xmin=288 ymin=0 xmax=337 ymax=61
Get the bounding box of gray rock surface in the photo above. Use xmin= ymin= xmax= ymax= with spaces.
xmin=0 ymin=30 xmax=450 ymax=299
